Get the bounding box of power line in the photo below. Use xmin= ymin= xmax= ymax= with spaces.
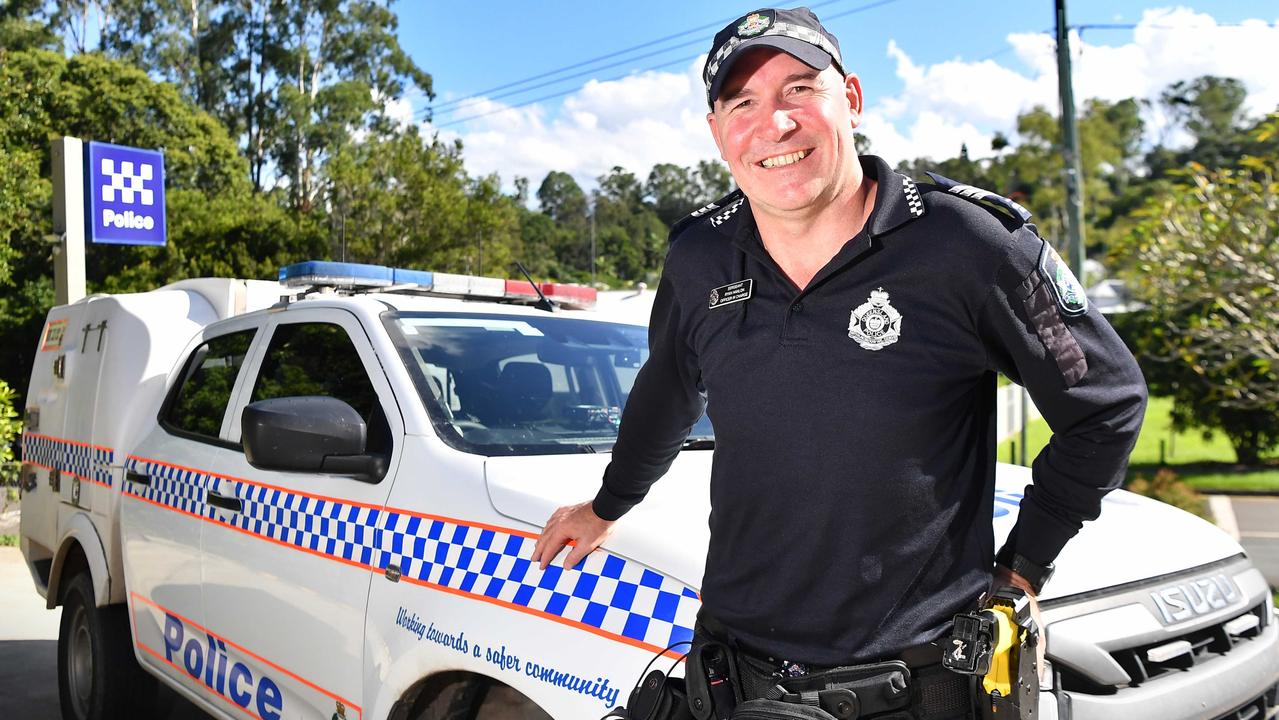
xmin=424 ymin=0 xmax=870 ymax=119
xmin=429 ymin=0 xmax=902 ymax=128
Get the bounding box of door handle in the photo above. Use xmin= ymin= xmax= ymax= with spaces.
xmin=207 ymin=490 xmax=242 ymax=513
xmin=125 ymin=470 xmax=151 ymax=486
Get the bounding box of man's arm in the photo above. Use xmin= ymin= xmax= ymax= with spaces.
xmin=533 ymin=270 xmax=706 ymax=569
xmin=981 ymin=225 xmax=1148 ymax=572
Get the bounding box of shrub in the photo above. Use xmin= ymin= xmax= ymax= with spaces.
xmin=1127 ymin=468 xmax=1210 ymax=520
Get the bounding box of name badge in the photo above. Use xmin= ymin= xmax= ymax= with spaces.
xmin=708 ymin=279 xmax=752 ymax=309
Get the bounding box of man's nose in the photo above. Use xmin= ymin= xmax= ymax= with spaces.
xmin=769 ymin=108 xmax=797 ymax=138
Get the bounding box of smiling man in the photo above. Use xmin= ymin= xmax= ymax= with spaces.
xmin=533 ymin=7 xmax=1147 ymax=720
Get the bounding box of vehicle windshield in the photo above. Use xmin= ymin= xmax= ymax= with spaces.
xmin=388 ymin=312 xmax=713 ymax=456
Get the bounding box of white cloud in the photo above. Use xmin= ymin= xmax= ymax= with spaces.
xmin=424 ymin=58 xmax=720 ymax=193
xmin=432 ymin=6 xmax=1279 ymax=191
xmin=864 ymin=7 xmax=1279 ymax=161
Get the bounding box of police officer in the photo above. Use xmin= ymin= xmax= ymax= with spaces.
xmin=533 ymin=7 xmax=1147 ymax=719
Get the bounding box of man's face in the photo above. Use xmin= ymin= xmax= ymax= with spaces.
xmin=707 ymin=48 xmax=863 ymax=218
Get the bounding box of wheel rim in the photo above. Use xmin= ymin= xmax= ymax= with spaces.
xmin=66 ymin=604 xmax=94 ymax=717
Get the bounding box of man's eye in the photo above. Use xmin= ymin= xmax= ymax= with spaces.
xmin=788 ymin=85 xmax=813 ymax=95
xmin=731 ymin=99 xmax=753 ymax=111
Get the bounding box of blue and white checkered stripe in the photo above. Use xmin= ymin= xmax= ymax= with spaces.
xmin=125 ymin=457 xmax=217 ymax=518
xmin=22 ymin=433 xmax=115 ymax=486
xmin=123 ymin=457 xmax=701 ymax=654
xmin=378 ymin=512 xmax=699 ymax=650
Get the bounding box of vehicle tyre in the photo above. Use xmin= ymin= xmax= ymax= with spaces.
xmin=57 ymin=571 xmax=157 ymax=720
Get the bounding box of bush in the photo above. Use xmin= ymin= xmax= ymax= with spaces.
xmin=1127 ymin=468 xmax=1209 ymax=520
xmin=0 ymin=378 xmax=19 ymax=486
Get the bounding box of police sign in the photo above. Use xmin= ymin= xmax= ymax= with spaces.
xmin=86 ymin=141 xmax=166 ymax=246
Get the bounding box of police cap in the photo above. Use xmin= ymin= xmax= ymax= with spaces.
xmin=703 ymin=7 xmax=845 ymax=108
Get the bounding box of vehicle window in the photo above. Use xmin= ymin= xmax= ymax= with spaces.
xmin=250 ymin=322 xmax=391 ymax=455
xmin=390 ymin=313 xmax=714 ymax=456
xmin=164 ymin=329 xmax=256 ymax=441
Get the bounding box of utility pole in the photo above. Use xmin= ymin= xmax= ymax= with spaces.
xmin=1055 ymin=0 xmax=1087 ymax=277
xmin=590 ymin=201 xmax=597 ymax=286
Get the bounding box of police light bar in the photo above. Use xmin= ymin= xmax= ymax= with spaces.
xmin=504 ymin=280 xmax=597 ymax=310
xmin=278 ymin=261 xmax=597 ymax=309
xmin=280 ymin=261 xmax=393 ymax=288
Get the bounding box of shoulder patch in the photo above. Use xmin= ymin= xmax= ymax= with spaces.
xmin=1037 ymin=239 xmax=1088 ymax=317
xmin=670 ymin=188 xmax=745 ymax=237
xmin=924 ymin=172 xmax=1032 ymax=224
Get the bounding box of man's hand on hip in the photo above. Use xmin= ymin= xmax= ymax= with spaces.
xmin=532 ymin=501 xmax=616 ymax=571
xmin=991 ymin=565 xmax=1047 ymax=683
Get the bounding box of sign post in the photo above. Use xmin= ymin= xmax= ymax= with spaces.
xmin=51 ymin=137 xmax=86 ymax=305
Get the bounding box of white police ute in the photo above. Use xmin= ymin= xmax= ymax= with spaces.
xmin=18 ymin=261 xmax=1279 ymax=720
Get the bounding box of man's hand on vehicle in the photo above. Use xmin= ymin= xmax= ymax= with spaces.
xmin=991 ymin=565 xmax=1046 ymax=683
xmin=532 ymin=501 xmax=616 ymax=571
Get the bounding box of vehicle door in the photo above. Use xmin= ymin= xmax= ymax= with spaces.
xmin=200 ymin=307 xmax=401 ymax=720
xmin=121 ymin=319 xmax=263 ymax=700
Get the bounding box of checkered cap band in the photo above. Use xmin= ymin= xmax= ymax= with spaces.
xmin=123 ymin=455 xmax=700 ymax=654
xmin=704 ymin=22 xmax=844 ymax=101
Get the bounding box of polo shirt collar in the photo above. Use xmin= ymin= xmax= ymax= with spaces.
xmin=714 ymin=156 xmax=926 ymax=286
xmin=713 ymin=155 xmax=925 ymax=248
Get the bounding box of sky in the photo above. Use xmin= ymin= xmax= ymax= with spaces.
xmin=392 ymin=1 xmax=1279 ymax=193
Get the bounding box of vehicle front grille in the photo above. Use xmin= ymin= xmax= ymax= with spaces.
xmin=1059 ymin=601 xmax=1270 ymax=694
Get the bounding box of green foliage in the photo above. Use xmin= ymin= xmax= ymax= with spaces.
xmin=1112 ymin=119 xmax=1279 ymax=464
xmin=1127 ymin=468 xmax=1209 ymax=520
xmin=0 ymin=379 xmax=21 ymax=486
xmin=0 ymin=535 xmax=17 ymax=547
xmin=325 ymin=129 xmax=522 ymax=276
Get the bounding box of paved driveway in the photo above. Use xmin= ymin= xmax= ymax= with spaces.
xmin=0 ymin=547 xmax=209 ymax=719
xmin=1231 ymin=496 xmax=1279 ymax=588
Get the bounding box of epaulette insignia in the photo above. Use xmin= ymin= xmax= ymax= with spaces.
xmin=708 ymin=196 xmax=745 ymax=227
xmin=924 ymin=172 xmax=1031 ymax=224
xmin=670 ymin=189 xmax=744 ymax=236
xmin=901 ymin=176 xmax=924 ymax=218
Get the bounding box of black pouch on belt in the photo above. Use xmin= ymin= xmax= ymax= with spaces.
xmin=626 ymin=672 xmax=696 ymax=720
xmin=687 ymin=620 xmax=744 ymax=720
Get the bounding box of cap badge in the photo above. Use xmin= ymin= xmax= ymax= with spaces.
xmin=737 ymin=13 xmax=772 ymax=37
xmin=848 ymin=288 xmax=903 ymax=351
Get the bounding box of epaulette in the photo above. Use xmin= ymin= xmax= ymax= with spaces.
xmin=670 ymin=188 xmax=746 ymax=238
xmin=923 ymin=172 xmax=1032 ymax=225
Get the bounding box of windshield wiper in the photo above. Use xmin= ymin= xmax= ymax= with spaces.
xmin=681 ymin=437 xmax=715 ymax=450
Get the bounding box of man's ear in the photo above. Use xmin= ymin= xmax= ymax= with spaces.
xmin=844 ymin=73 xmax=864 ymax=129
xmin=707 ymin=111 xmax=728 ymax=161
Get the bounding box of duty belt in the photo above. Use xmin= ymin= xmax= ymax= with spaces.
xmin=688 ymin=613 xmax=972 ymax=720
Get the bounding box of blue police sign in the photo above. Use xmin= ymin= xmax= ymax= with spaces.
xmin=86 ymin=141 xmax=166 ymax=246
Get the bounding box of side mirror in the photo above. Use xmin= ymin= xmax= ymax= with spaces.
xmin=242 ymin=396 xmax=386 ymax=482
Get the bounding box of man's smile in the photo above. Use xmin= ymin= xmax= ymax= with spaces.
xmin=758 ymin=149 xmax=812 ymax=168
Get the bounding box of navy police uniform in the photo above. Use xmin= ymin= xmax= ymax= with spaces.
xmin=593 ymin=155 xmax=1148 ymax=669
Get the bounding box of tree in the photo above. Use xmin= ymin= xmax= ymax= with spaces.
xmin=1148 ymin=76 xmax=1250 ymax=179
xmin=0 ymin=47 xmax=319 ymax=403
xmin=594 ymin=167 xmax=666 ymax=283
xmin=1114 ymin=115 xmax=1279 ymax=464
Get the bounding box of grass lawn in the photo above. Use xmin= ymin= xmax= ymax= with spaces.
xmin=998 ymin=395 xmax=1279 ymax=493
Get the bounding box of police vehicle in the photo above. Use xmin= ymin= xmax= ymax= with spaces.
xmin=18 ymin=261 xmax=1279 ymax=720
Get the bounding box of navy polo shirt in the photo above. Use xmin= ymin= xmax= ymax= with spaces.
xmin=594 ymin=155 xmax=1147 ymax=666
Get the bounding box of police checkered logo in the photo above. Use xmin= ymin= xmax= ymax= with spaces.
xmin=21 ymin=432 xmax=115 ymax=487
xmin=100 ymin=158 xmax=155 ymax=206
xmin=902 ymin=177 xmax=924 ymax=218
xmin=709 ymin=197 xmax=745 ymax=227
xmin=705 ymin=22 xmax=844 ymax=103
xmin=123 ymin=455 xmax=700 ymax=654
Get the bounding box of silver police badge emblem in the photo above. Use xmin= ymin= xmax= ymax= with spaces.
xmin=848 ymin=288 xmax=902 ymax=351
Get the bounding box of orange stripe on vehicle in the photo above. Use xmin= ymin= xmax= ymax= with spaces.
xmin=21 ymin=431 xmax=113 ymax=453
